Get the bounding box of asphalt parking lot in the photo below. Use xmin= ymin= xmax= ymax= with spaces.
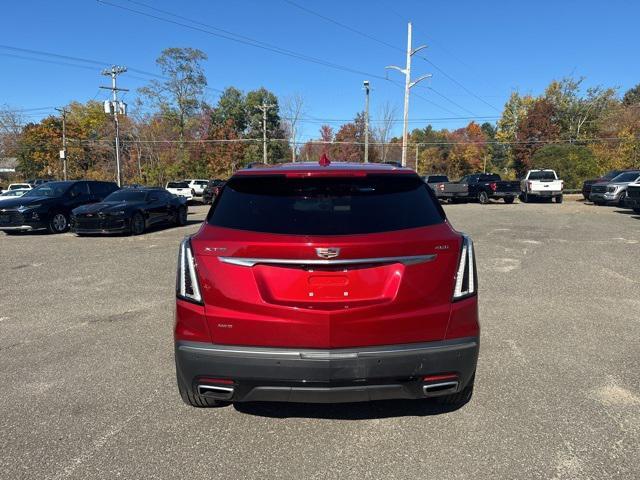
xmin=1 ymin=200 xmax=638 ymax=480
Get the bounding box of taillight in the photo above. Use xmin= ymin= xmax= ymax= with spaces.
xmin=489 ymin=182 xmax=497 ymax=191
xmin=527 ymin=181 xmax=532 ymax=190
xmin=177 ymin=238 xmax=202 ymax=304
xmin=438 ymin=183 xmax=444 ymax=191
xmin=191 ymin=188 xmax=196 ymax=195
xmin=560 ymin=181 xmax=564 ymax=190
xmin=453 ymin=235 xmax=477 ymax=301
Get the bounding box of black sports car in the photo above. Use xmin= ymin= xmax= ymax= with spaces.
xmin=71 ymin=188 xmax=188 ymax=235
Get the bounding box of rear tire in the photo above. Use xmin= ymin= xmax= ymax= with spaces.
xmin=555 ymin=194 xmax=563 ymax=204
xmin=130 ymin=212 xmax=145 ymax=235
xmin=436 ymin=374 xmax=475 ymax=406
xmin=175 ymin=206 xmax=188 ymax=226
xmin=478 ymin=191 xmax=490 ymax=204
xmin=521 ymin=192 xmax=529 ymax=203
xmin=47 ymin=211 xmax=69 ymax=234
xmin=177 ymin=373 xmax=228 ymax=408
xmin=504 ymin=196 xmax=515 ymax=204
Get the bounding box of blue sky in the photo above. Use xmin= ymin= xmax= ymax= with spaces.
xmin=1 ymin=0 xmax=639 ymax=140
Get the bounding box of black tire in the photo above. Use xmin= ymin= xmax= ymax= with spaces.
xmin=47 ymin=211 xmax=69 ymax=234
xmin=521 ymin=192 xmax=529 ymax=203
xmin=478 ymin=191 xmax=490 ymax=205
xmin=618 ymin=191 xmax=627 ymax=207
xmin=130 ymin=212 xmax=145 ymax=235
xmin=436 ymin=374 xmax=475 ymax=406
xmin=634 ymin=208 xmax=640 ymax=214
xmin=175 ymin=206 xmax=188 ymax=226
xmin=176 ymin=372 xmax=227 ymax=408
xmin=4 ymin=230 xmax=21 ymax=235
xmin=555 ymin=194 xmax=563 ymax=204
xmin=504 ymin=196 xmax=515 ymax=204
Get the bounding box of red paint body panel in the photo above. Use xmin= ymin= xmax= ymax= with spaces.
xmin=184 ymin=222 xmax=477 ymax=349
xmin=175 ymin=299 xmax=210 ymax=343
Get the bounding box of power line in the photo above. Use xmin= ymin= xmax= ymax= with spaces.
xmin=97 ymin=0 xmax=390 ymax=81
xmin=282 ymin=0 xmax=496 ymax=113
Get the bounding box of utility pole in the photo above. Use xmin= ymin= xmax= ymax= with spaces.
xmin=386 ymin=22 xmax=431 ymax=167
xmin=256 ymin=103 xmax=275 ymax=164
xmin=100 ymin=65 xmax=128 ymax=187
xmin=55 ymin=107 xmax=69 ymax=180
xmin=363 ymin=80 xmax=370 ymax=163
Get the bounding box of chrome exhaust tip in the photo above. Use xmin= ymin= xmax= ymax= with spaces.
xmin=423 ymin=380 xmax=459 ymax=396
xmin=197 ymin=384 xmax=234 ymax=400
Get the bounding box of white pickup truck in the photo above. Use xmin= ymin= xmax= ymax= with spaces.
xmin=521 ymin=169 xmax=564 ymax=203
xmin=165 ymin=181 xmax=194 ymax=202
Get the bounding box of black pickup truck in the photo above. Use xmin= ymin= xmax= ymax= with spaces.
xmin=434 ymin=173 xmax=521 ymax=204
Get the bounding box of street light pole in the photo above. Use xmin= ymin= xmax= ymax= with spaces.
xmin=386 ymin=22 xmax=431 ymax=167
xmin=363 ymin=80 xmax=370 ymax=163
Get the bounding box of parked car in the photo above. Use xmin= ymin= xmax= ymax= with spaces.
xmin=422 ymin=174 xmax=449 ymax=192
xmin=435 ymin=173 xmax=520 ymax=204
xmin=71 ymin=187 xmax=188 ymax=235
xmin=1 ymin=183 xmax=32 ymax=193
xmin=624 ymin=180 xmax=640 ymax=213
xmin=202 ymin=179 xmax=226 ymax=204
xmin=184 ymin=179 xmax=209 ymax=200
xmin=0 ymin=180 xmax=118 ymax=234
xmin=174 ymin=160 xmax=479 ymax=407
xmin=0 ymin=189 xmax=30 ymax=201
xmin=166 ymin=181 xmax=194 ymax=201
xmin=582 ymin=170 xmax=627 ymax=200
xmin=520 ymin=169 xmax=563 ymax=203
xmin=589 ymin=170 xmax=640 ymax=206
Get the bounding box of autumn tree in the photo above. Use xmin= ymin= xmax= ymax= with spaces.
xmin=512 ymin=99 xmax=559 ymax=176
xmin=139 ymin=48 xmax=208 ymax=141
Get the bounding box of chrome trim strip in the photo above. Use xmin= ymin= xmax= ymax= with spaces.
xmin=218 ymin=254 xmax=436 ymax=268
xmin=423 ymin=381 xmax=459 ymax=394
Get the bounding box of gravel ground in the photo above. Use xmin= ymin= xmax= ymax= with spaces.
xmin=0 ymin=199 xmax=638 ymax=480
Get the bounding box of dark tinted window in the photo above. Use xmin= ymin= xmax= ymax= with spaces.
xmin=24 ymin=181 xmax=73 ymax=197
xmin=426 ymin=175 xmax=448 ymax=183
xmin=528 ymin=171 xmax=557 ymax=180
xmin=90 ymin=182 xmax=118 ymax=198
xmin=104 ymin=190 xmax=147 ymax=202
xmin=479 ymin=174 xmax=501 ymax=181
xmin=208 ymin=174 xmax=444 ymax=235
xmin=603 ymin=170 xmax=623 ymax=180
xmin=68 ymin=182 xmax=90 ymax=198
xmin=167 ymin=182 xmax=189 ymax=188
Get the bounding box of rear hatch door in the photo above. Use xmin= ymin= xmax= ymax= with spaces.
xmin=193 ymin=173 xmax=461 ymax=349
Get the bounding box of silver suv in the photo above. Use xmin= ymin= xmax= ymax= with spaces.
xmin=589 ymin=170 xmax=640 ymax=206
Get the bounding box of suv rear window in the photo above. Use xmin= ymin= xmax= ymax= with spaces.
xmin=208 ymin=174 xmax=444 ymax=235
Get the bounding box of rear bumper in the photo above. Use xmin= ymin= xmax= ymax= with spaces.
xmin=175 ymin=337 xmax=479 ymax=403
xmin=491 ymin=191 xmax=519 ymax=198
xmin=529 ymin=190 xmax=562 ymax=197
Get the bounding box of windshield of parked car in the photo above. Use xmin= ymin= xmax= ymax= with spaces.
xmin=209 ymin=174 xmax=444 ymax=235
xmin=167 ymin=182 xmax=189 ymax=188
xmin=426 ymin=175 xmax=448 ymax=183
xmin=23 ymin=181 xmax=72 ymax=198
xmin=528 ymin=171 xmax=556 ymax=180
xmin=610 ymin=172 xmax=640 ymax=183
xmin=103 ymin=190 xmax=148 ymax=202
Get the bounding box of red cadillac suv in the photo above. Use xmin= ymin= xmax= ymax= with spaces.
xmin=174 ymin=161 xmax=479 ymax=407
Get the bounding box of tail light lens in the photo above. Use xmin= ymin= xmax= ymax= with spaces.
xmin=527 ymin=181 xmax=532 ymax=190
xmin=177 ymin=238 xmax=203 ymax=304
xmin=438 ymin=183 xmax=444 ymax=191
xmin=489 ymin=182 xmax=497 ymax=191
xmin=560 ymin=181 xmax=564 ymax=190
xmin=453 ymin=235 xmax=477 ymax=301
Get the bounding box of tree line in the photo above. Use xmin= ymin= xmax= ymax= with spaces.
xmin=1 ymin=47 xmax=639 ymax=189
